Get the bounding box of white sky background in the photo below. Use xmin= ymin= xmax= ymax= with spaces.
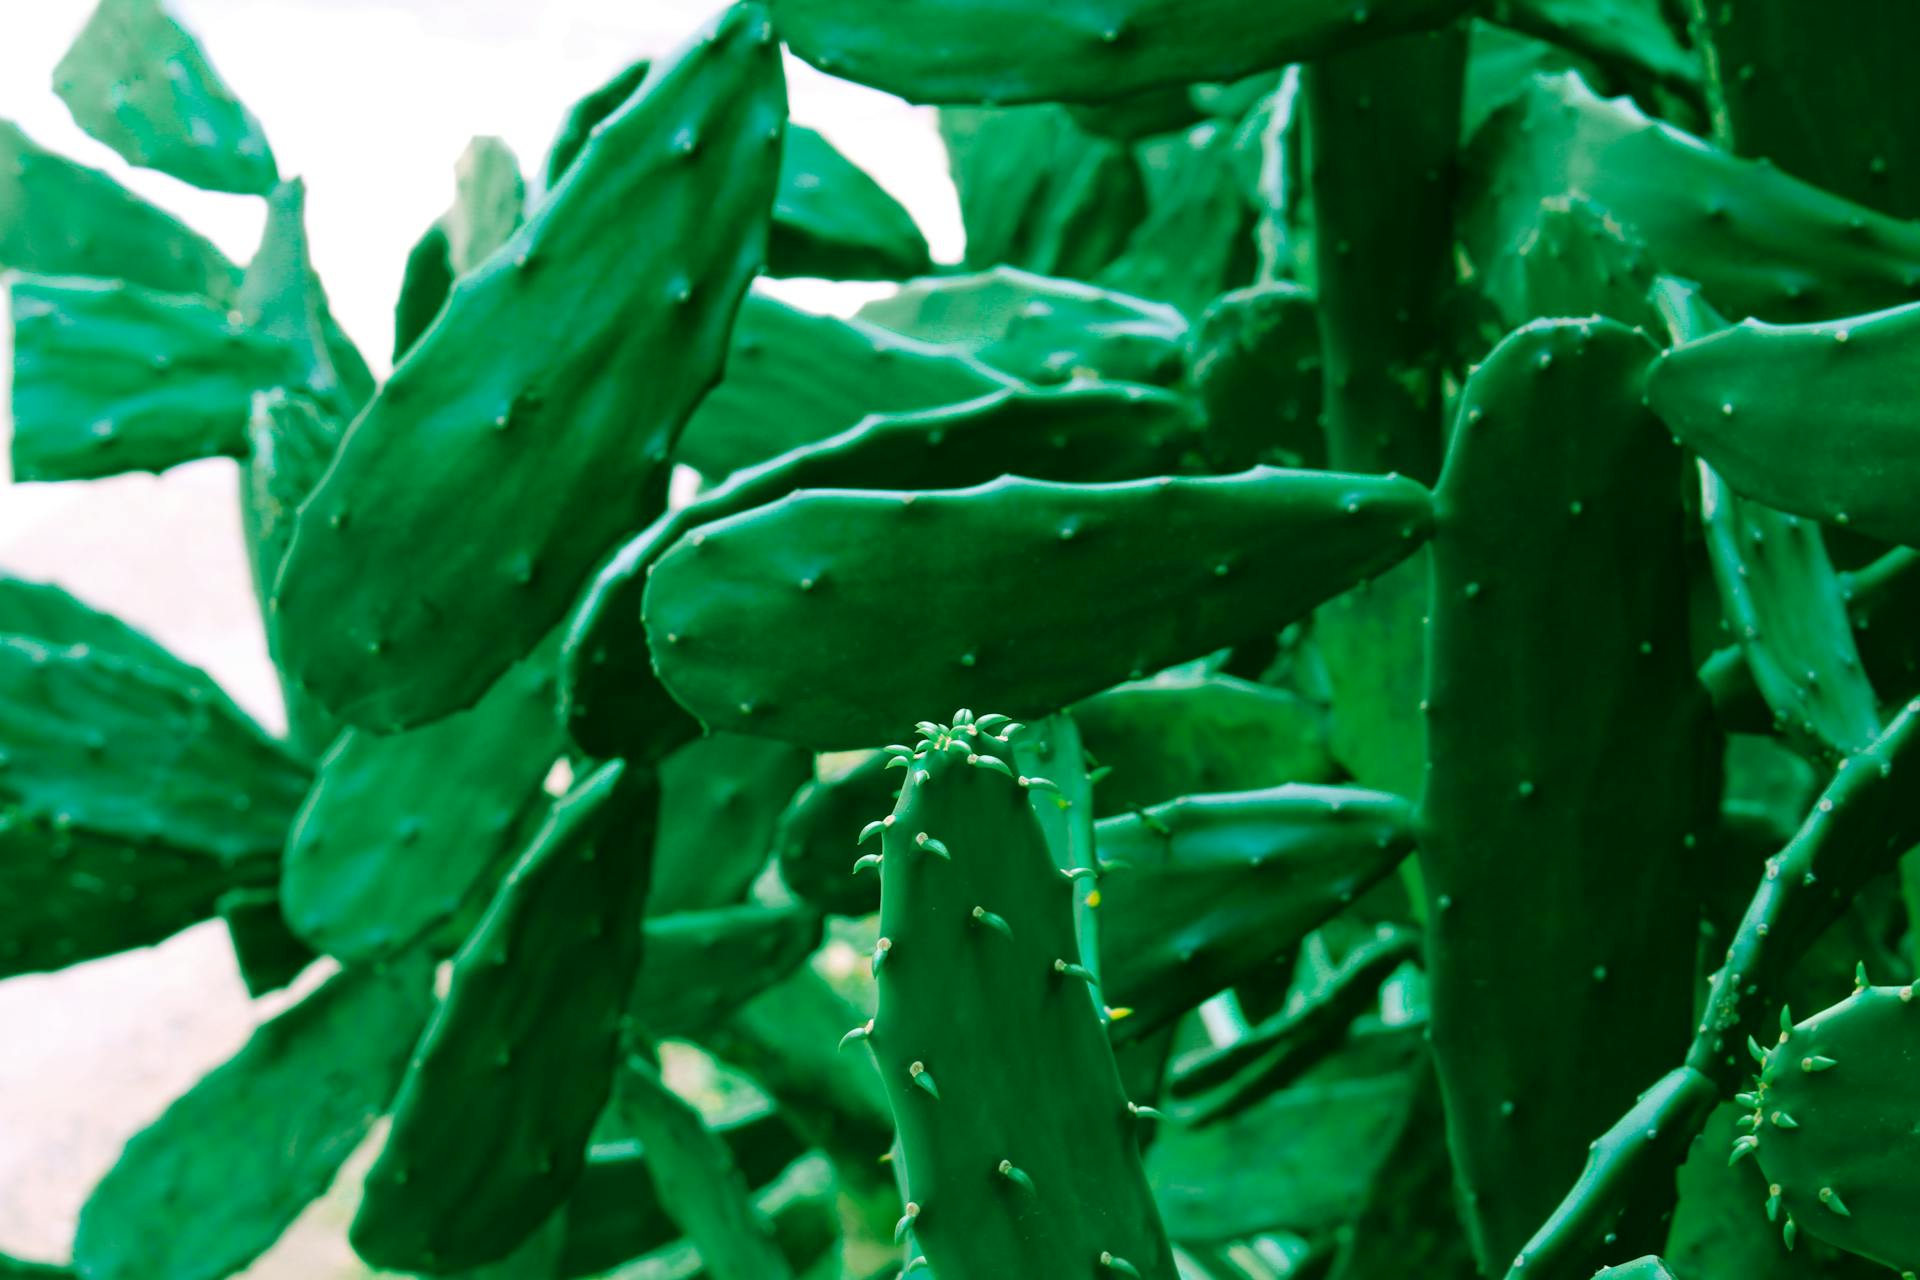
xmin=0 ymin=1 xmax=961 ymax=1263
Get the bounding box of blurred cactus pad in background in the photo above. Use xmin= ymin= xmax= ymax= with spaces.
xmin=12 ymin=0 xmax=1920 ymax=1277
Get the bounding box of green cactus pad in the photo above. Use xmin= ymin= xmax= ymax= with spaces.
xmin=1095 ymin=786 xmax=1416 ymax=1040
xmin=279 ymin=634 xmax=567 ymax=964
xmin=443 ymin=136 xmax=525 ymax=274
xmin=52 ymin=0 xmax=277 ymax=194
xmin=1464 ymin=72 xmax=1920 ymax=325
xmin=940 ymin=104 xmax=1144 ymax=280
xmin=1 ymin=818 xmax=264 ymax=980
xmin=0 ymin=635 xmax=306 ymax=861
xmin=860 ymin=716 xmax=1175 ymax=1277
xmin=650 ymin=733 xmax=810 ymax=914
xmin=1700 ymin=471 xmax=1881 ymax=760
xmin=351 ymin=762 xmax=658 ymax=1273
xmin=771 ymin=124 xmax=931 ymax=281
xmin=857 ymin=267 xmax=1188 ymax=387
xmin=73 ymin=958 xmax=433 ymax=1280
xmin=1690 ymin=0 xmax=1920 ymax=218
xmin=564 ymin=382 xmax=1204 ymax=759
xmin=240 ymin=391 xmax=345 ymax=757
xmin=390 ymin=221 xmax=453 ymax=361
xmin=1072 ymin=673 xmax=1336 ymax=819
xmin=8 ymin=275 xmax=296 ymax=482
xmin=629 ymin=903 xmax=824 ymax=1038
xmin=0 ymin=119 xmax=238 ymax=297
xmin=774 ymin=752 xmax=894 ymax=915
xmin=273 ymin=3 xmax=786 ymax=733
xmin=1147 ymin=1024 xmax=1425 ymax=1242
xmin=645 ymin=468 xmax=1432 ymax=749
xmin=0 ymin=1254 xmax=69 ymax=1278
xmin=1745 ymin=984 xmax=1920 ymax=1271
xmin=1423 ymin=319 xmax=1718 ymax=1272
xmin=236 ymin=178 xmax=373 ymax=413
xmin=676 ymin=289 xmax=1014 ymax=477
xmin=1306 ymin=24 xmax=1464 ymax=485
xmin=1186 ymin=281 xmax=1324 ymax=471
xmin=769 ymin=0 xmax=1473 ymax=104
xmin=602 ymin=1055 xmax=795 ymax=1280
xmin=544 ymin=56 xmax=925 ymax=283
xmin=1646 ymin=300 xmax=1920 ymax=549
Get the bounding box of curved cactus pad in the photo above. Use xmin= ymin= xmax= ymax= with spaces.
xmin=645 ymin=469 xmax=1432 ymax=748
xmin=351 ymin=762 xmax=656 ymax=1273
xmin=858 ymin=714 xmax=1175 ymax=1278
xmin=1647 ymin=300 xmax=1920 ymax=550
xmin=273 ymin=3 xmax=786 ymax=733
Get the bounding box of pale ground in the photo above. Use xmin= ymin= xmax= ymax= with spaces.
xmin=0 ymin=0 xmax=960 ymax=1267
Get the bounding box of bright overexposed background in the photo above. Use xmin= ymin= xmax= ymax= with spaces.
xmin=0 ymin=1 xmax=960 ymax=1268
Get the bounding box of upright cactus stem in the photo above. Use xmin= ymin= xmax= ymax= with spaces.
xmin=857 ymin=714 xmax=1174 ymax=1279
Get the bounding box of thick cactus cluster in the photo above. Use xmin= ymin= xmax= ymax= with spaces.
xmin=10 ymin=1 xmax=1920 ymax=1279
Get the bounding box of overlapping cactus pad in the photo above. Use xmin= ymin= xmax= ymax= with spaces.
xmin=8 ymin=0 xmax=1920 ymax=1278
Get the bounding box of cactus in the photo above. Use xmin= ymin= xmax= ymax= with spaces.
xmin=279 ymin=633 xmax=568 ymax=963
xmin=1646 ymin=299 xmax=1920 ymax=548
xmin=73 ymin=958 xmax=434 ymax=1280
xmin=1185 ymin=281 xmax=1324 ymax=471
xmin=273 ymin=3 xmax=787 ymax=732
xmin=1741 ymin=979 xmax=1920 ymax=1270
xmin=351 ymin=762 xmax=657 ymax=1272
xmin=645 ymin=469 xmax=1432 ymax=748
xmin=0 ymin=119 xmax=238 ymax=295
xmin=8 ymin=276 xmax=297 ymax=481
xmin=1422 ymin=319 xmax=1717 ymax=1272
xmin=563 ymin=383 xmax=1203 ymax=759
xmin=855 ymin=714 xmax=1175 ymax=1278
xmin=769 ymin=0 xmax=1474 ymax=103
xmin=17 ymin=3 xmax=1920 ymax=1279
xmin=52 ymin=0 xmax=277 ymax=194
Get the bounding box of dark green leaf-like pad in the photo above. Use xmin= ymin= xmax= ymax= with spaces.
xmin=1423 ymin=319 xmax=1717 ymax=1271
xmin=351 ymin=763 xmax=657 ymax=1273
xmin=53 ymin=0 xmax=278 ymax=194
xmin=1073 ymin=673 xmax=1336 ymax=819
xmin=273 ymin=4 xmax=787 ymax=733
xmin=863 ymin=719 xmax=1175 ymax=1276
xmin=0 ymin=120 xmax=237 ymax=297
xmin=1647 ymin=300 xmax=1920 ymax=550
xmin=280 ymin=634 xmax=568 ymax=964
xmin=9 ymin=276 xmax=295 ymax=482
xmin=1464 ymin=72 xmax=1920 ymax=326
xmin=564 ymin=382 xmax=1203 ymax=759
xmin=73 ymin=959 xmax=433 ymax=1280
xmin=645 ymin=469 xmax=1432 ymax=748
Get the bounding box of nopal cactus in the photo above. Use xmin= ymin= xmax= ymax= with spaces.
xmin=10 ymin=1 xmax=1920 ymax=1279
